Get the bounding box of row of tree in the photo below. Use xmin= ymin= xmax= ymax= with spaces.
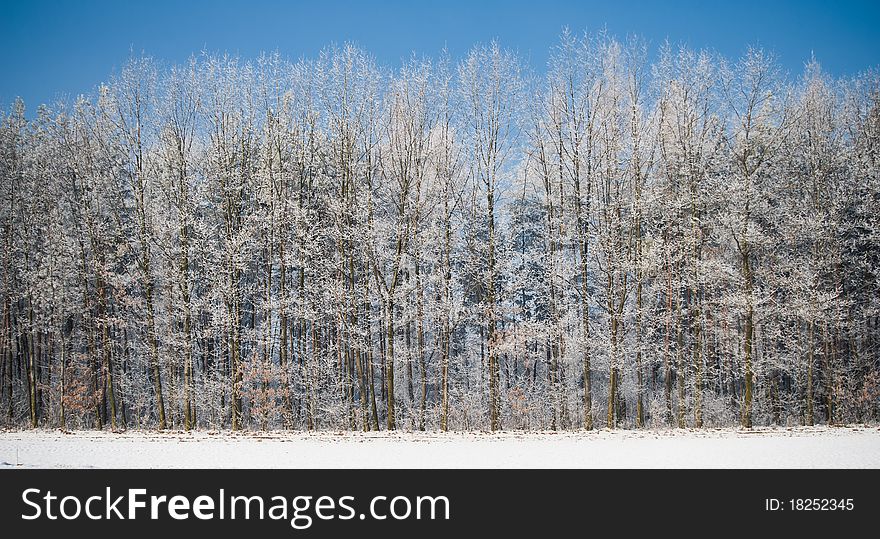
xmin=1 ymin=32 xmax=878 ymax=431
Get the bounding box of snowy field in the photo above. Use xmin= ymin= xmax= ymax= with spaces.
xmin=1 ymin=426 xmax=878 ymax=469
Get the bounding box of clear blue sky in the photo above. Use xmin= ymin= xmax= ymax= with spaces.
xmin=2 ymin=0 xmax=879 ymax=109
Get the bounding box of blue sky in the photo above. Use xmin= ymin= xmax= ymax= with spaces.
xmin=2 ymin=0 xmax=879 ymax=108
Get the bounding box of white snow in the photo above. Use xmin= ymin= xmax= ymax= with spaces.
xmin=1 ymin=426 xmax=878 ymax=469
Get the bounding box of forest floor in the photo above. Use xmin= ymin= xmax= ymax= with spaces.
xmin=1 ymin=425 xmax=878 ymax=468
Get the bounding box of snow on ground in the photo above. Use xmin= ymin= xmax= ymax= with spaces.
xmin=1 ymin=425 xmax=878 ymax=469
